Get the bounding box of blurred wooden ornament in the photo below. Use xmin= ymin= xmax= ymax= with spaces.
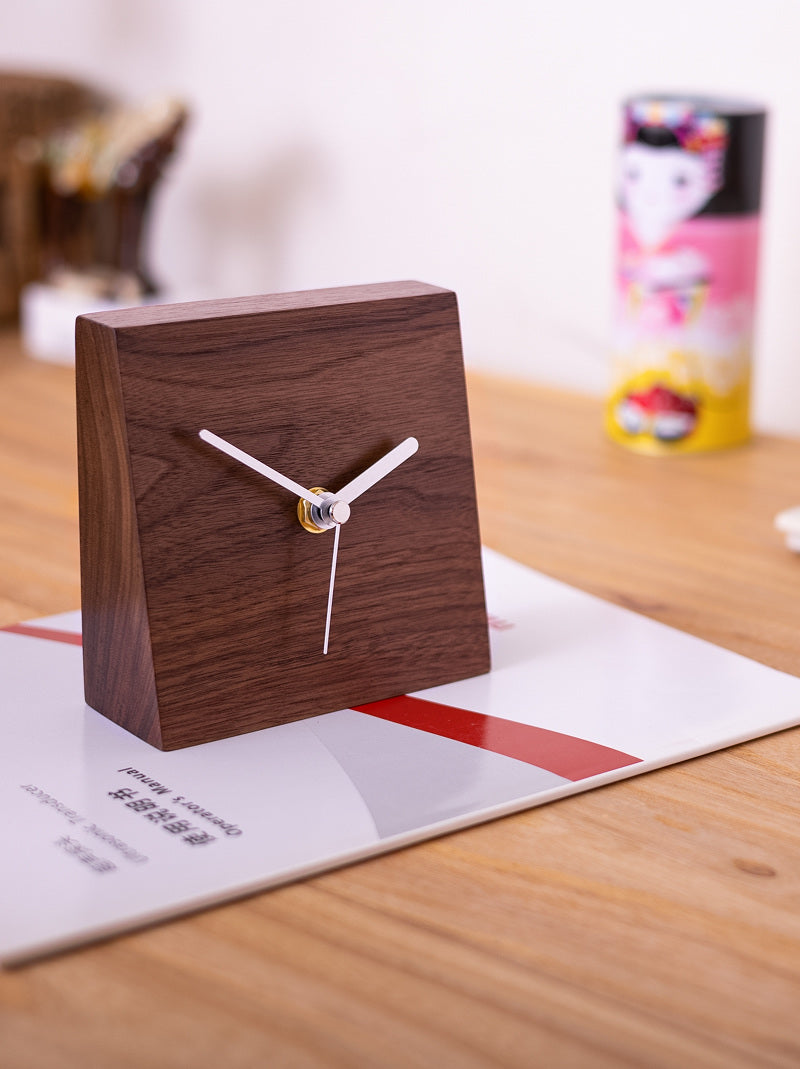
xmin=0 ymin=71 xmax=104 ymax=321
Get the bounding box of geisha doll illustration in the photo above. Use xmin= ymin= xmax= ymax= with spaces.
xmin=607 ymin=97 xmax=765 ymax=453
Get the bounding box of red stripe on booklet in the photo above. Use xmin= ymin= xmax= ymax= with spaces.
xmin=0 ymin=626 xmax=643 ymax=779
xmin=1 ymin=624 xmax=83 ymax=646
xmin=354 ymin=695 xmax=642 ymax=781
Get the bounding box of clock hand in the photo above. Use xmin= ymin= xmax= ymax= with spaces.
xmin=322 ymin=523 xmax=341 ymax=655
xmin=318 ymin=437 xmax=417 ymax=652
xmin=335 ymin=437 xmax=418 ymax=505
xmin=199 ymin=429 xmax=324 ymax=507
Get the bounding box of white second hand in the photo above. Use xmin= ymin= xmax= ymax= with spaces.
xmin=323 ymin=524 xmax=341 ymax=655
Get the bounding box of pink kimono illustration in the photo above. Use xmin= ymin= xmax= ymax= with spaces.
xmin=611 ymin=99 xmax=759 ymax=447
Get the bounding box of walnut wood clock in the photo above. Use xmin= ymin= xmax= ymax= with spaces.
xmin=76 ymin=281 xmax=490 ymax=750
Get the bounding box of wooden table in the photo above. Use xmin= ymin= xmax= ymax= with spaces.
xmin=3 ymin=331 xmax=800 ymax=1068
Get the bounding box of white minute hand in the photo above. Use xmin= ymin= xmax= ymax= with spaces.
xmin=335 ymin=437 xmax=419 ymax=504
xmin=199 ymin=429 xmax=324 ymax=507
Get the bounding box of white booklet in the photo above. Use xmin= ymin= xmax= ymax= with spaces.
xmin=3 ymin=549 xmax=800 ymax=966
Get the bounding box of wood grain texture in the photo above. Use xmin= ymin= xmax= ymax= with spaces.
xmin=76 ymin=316 xmax=162 ymax=747
xmin=3 ymin=341 xmax=800 ymax=1067
xmin=77 ymin=283 xmax=489 ymax=749
xmin=0 ymin=335 xmax=79 ymax=624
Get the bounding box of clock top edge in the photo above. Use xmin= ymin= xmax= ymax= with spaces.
xmin=78 ymin=280 xmax=454 ymax=332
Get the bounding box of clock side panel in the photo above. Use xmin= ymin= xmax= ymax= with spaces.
xmin=113 ymin=288 xmax=490 ymax=749
xmin=75 ymin=317 xmax=162 ymax=747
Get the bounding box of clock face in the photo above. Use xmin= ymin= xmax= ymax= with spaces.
xmin=77 ymin=282 xmax=490 ymax=749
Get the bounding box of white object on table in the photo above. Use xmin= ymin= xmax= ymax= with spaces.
xmin=774 ymin=506 xmax=800 ymax=552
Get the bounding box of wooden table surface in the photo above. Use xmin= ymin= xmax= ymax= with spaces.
xmin=3 ymin=331 xmax=800 ymax=1068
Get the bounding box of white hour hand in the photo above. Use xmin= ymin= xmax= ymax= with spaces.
xmin=336 ymin=437 xmax=418 ymax=504
xmin=199 ymin=430 xmax=324 ymax=507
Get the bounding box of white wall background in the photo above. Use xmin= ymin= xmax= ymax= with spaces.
xmin=3 ymin=0 xmax=800 ymax=433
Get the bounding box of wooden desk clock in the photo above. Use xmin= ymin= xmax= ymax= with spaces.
xmin=76 ymin=281 xmax=490 ymax=750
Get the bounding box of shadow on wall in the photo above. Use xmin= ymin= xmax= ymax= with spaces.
xmin=187 ymin=142 xmax=330 ymax=297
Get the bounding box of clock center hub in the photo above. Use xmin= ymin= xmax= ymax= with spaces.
xmin=328 ymin=498 xmax=351 ymax=525
xmin=298 ymin=488 xmax=350 ymax=533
